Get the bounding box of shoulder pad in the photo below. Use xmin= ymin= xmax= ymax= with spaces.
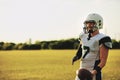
xmin=78 ymin=32 xmax=85 ymax=40
xmin=99 ymin=36 xmax=112 ymax=49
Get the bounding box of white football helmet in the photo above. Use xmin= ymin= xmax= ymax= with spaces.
xmin=83 ymin=13 xmax=103 ymax=33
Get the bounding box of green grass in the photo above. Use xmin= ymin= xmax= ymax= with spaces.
xmin=102 ymin=50 xmax=120 ymax=80
xmin=0 ymin=50 xmax=120 ymax=80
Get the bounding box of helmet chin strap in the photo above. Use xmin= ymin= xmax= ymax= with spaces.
xmin=87 ymin=30 xmax=93 ymax=40
xmin=88 ymin=29 xmax=93 ymax=33
xmin=87 ymin=27 xmax=98 ymax=40
xmin=83 ymin=26 xmax=98 ymax=40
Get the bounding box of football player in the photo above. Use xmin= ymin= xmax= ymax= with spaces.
xmin=72 ymin=13 xmax=112 ymax=80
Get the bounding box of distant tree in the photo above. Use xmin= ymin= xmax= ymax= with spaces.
xmin=2 ymin=43 xmax=15 ymax=50
xmin=0 ymin=42 xmax=4 ymax=50
xmin=73 ymin=42 xmax=79 ymax=49
xmin=29 ymin=44 xmax=41 ymax=50
xmin=14 ymin=43 xmax=29 ymax=50
xmin=112 ymin=39 xmax=120 ymax=49
xmin=21 ymin=44 xmax=29 ymax=50
xmin=13 ymin=43 xmax=23 ymax=50
xmin=40 ymin=41 xmax=49 ymax=49
xmin=48 ymin=41 xmax=59 ymax=49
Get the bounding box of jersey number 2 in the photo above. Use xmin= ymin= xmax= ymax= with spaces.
xmin=83 ymin=46 xmax=90 ymax=58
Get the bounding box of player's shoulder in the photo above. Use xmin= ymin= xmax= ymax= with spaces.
xmin=97 ymin=33 xmax=106 ymax=38
xmin=98 ymin=33 xmax=112 ymax=49
xmin=79 ymin=32 xmax=87 ymax=40
xmin=98 ymin=33 xmax=111 ymax=41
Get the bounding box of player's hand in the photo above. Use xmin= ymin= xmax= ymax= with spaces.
xmin=72 ymin=56 xmax=78 ymax=65
xmin=91 ymin=70 xmax=97 ymax=76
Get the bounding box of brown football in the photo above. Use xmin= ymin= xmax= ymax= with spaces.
xmin=78 ymin=68 xmax=93 ymax=80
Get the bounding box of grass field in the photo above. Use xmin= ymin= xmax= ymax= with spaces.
xmin=0 ymin=50 xmax=120 ymax=80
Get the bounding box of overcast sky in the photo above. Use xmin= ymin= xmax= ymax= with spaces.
xmin=0 ymin=0 xmax=120 ymax=43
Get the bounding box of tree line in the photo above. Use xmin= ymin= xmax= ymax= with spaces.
xmin=0 ymin=38 xmax=120 ymax=50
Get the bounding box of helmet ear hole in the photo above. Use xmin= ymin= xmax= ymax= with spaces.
xmin=98 ymin=20 xmax=101 ymax=26
xmin=99 ymin=23 xmax=101 ymax=26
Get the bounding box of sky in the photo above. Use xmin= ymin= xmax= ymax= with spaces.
xmin=0 ymin=0 xmax=120 ymax=43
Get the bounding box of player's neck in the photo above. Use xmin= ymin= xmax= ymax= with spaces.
xmin=91 ymin=30 xmax=99 ymax=37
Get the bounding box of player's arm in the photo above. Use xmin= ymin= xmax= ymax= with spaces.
xmin=98 ymin=44 xmax=109 ymax=67
xmin=92 ymin=44 xmax=109 ymax=75
xmin=72 ymin=32 xmax=84 ymax=65
xmin=72 ymin=43 xmax=82 ymax=65
xmin=92 ymin=36 xmax=112 ymax=75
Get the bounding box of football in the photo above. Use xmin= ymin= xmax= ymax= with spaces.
xmin=78 ymin=68 xmax=93 ymax=80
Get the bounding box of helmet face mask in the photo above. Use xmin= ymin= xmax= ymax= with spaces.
xmin=83 ymin=13 xmax=103 ymax=33
xmin=84 ymin=20 xmax=97 ymax=33
xmin=84 ymin=20 xmax=96 ymax=24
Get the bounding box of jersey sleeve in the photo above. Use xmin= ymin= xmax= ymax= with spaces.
xmin=78 ymin=32 xmax=84 ymax=41
xmin=99 ymin=36 xmax=112 ymax=49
